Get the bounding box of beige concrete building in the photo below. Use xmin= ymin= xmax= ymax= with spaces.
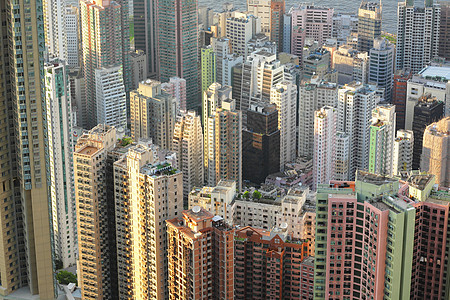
xmin=205 ymin=99 xmax=242 ymax=190
xmin=130 ymin=80 xmax=177 ymax=149
xmin=393 ymin=130 xmax=414 ymax=178
xmin=421 ymin=117 xmax=450 ymax=187
xmin=173 ymin=111 xmax=204 ymax=199
xmin=74 ymin=125 xmax=117 ymax=300
xmin=115 ymin=146 xmax=183 ymax=300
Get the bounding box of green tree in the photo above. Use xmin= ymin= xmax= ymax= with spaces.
xmin=56 ymin=270 xmax=77 ymax=285
xmin=253 ymin=190 xmax=262 ymax=200
xmin=243 ymin=191 xmax=250 ymax=199
xmin=54 ymin=258 xmax=63 ymax=270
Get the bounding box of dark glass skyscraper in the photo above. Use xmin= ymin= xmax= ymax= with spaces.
xmin=158 ymin=0 xmax=200 ymax=110
xmin=412 ymin=97 xmax=444 ymax=170
xmin=242 ymin=103 xmax=280 ymax=184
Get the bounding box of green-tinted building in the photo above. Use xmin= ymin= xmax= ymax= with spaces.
xmin=201 ymin=46 xmax=216 ymax=94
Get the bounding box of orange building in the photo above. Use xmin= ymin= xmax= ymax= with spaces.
xmin=166 ymin=207 xmax=235 ymax=299
xmin=234 ymin=226 xmax=310 ymax=299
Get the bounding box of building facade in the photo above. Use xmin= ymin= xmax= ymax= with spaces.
xmin=357 ymin=1 xmax=382 ymax=53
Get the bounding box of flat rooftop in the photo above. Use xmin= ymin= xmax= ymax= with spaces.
xmin=419 ymin=66 xmax=450 ymax=81
xmin=357 ymin=171 xmax=397 ymax=186
xmin=76 ymin=145 xmax=99 ymax=156
xmin=183 ymin=208 xmax=214 ymax=223
xmin=408 ymin=174 xmax=434 ymax=190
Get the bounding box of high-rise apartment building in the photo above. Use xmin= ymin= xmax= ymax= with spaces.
xmin=234 ymin=226 xmax=310 ymax=299
xmin=74 ymin=125 xmax=118 ymax=299
xmin=332 ymin=14 xmax=358 ymax=46
xmin=80 ymin=0 xmax=130 ymax=128
xmin=290 ymin=5 xmax=333 ymax=60
xmin=396 ymin=0 xmax=441 ymax=73
xmin=158 ymin=0 xmax=199 ymax=110
xmin=412 ymin=97 xmax=444 ymax=170
xmin=173 ymin=111 xmax=204 ymax=199
xmin=270 ymin=81 xmax=298 ymax=168
xmin=243 ymin=103 xmax=280 ymax=184
xmin=201 ymin=46 xmax=217 ymax=94
xmin=392 ymin=69 xmax=413 ymax=130
xmin=368 ymin=105 xmax=396 ymax=176
xmin=44 ymin=60 xmax=77 ymax=268
xmin=439 ymin=1 xmax=450 ymax=60
xmin=130 ymin=50 xmax=148 ymax=90
xmin=313 ymin=106 xmax=336 ymax=190
xmin=335 ymin=132 xmax=352 ymax=181
xmin=114 ymin=146 xmax=183 ymax=300
xmin=421 ymin=117 xmax=450 ymax=187
xmin=66 ymin=5 xmax=80 ymax=67
xmin=298 ymin=79 xmax=338 ymax=157
xmin=134 ymin=0 xmax=159 ymax=78
xmin=43 ymin=0 xmax=67 ymax=60
xmin=95 ymin=65 xmax=127 ymax=130
xmin=369 ymin=38 xmax=394 ymax=101
xmin=162 ymin=77 xmax=187 ymax=112
xmin=130 ymin=80 xmax=177 ymax=149
xmin=233 ymin=50 xmax=286 ymax=115
xmin=202 ymin=83 xmax=232 ymax=128
xmin=226 ymin=13 xmax=261 ymax=57
xmin=302 ymin=49 xmax=331 ymax=80
xmin=333 ymin=45 xmax=369 ymax=85
xmin=337 ymin=83 xmax=380 ymax=180
xmin=314 ymin=171 xmax=415 ymax=300
xmin=357 ymin=1 xmax=382 ymax=53
xmin=1 ymin=0 xmax=58 ymax=297
xmin=270 ymin=0 xmax=285 ymax=51
xmin=392 ymin=129 xmax=414 ymax=178
xmin=247 ymin=0 xmax=271 ymax=36
xmin=205 ymin=99 xmax=242 ymax=190
xmin=166 ymin=208 xmax=235 ymax=299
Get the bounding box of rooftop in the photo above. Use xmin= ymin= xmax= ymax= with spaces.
xmin=76 ymin=145 xmax=99 ymax=156
xmin=418 ymin=66 xmax=450 ymax=82
xmin=356 ymin=171 xmax=398 ymax=186
xmin=183 ymin=207 xmax=214 ymax=223
xmin=408 ymin=174 xmax=435 ymax=190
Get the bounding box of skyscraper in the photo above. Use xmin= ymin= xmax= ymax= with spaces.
xmin=74 ymin=125 xmax=118 ymax=299
xmin=392 ymin=69 xmax=413 ymax=130
xmin=439 ymin=1 xmax=450 ymax=60
xmin=201 ymin=46 xmax=217 ymax=94
xmin=158 ymin=0 xmax=200 ymax=110
xmin=130 ymin=80 xmax=177 ymax=149
xmin=369 ymin=38 xmax=394 ymax=101
xmin=396 ymin=0 xmax=441 ymax=73
xmin=337 ymin=83 xmax=380 ymax=180
xmin=166 ymin=208 xmax=235 ymax=299
xmin=173 ymin=111 xmax=204 ymax=199
xmin=270 ymin=81 xmax=298 ymax=168
xmin=205 ymin=99 xmax=242 ymax=190
xmin=115 ymin=146 xmax=183 ymax=300
xmin=412 ymin=97 xmax=444 ymax=170
xmin=421 ymin=117 xmax=450 ymax=187
xmin=243 ymin=103 xmax=280 ymax=184
xmin=80 ymin=0 xmax=130 ymax=128
xmin=298 ymin=79 xmax=338 ymax=157
xmin=134 ymin=0 xmax=159 ymax=78
xmin=368 ymin=105 xmax=396 ymax=176
xmin=43 ymin=0 xmax=67 ymax=60
xmin=270 ymin=0 xmax=285 ymax=51
xmin=392 ymin=129 xmax=414 ymax=178
xmin=313 ymin=106 xmax=336 ymax=190
xmin=162 ymin=77 xmax=187 ymax=112
xmin=66 ymin=5 xmax=80 ymax=67
xmin=1 ymin=0 xmax=57 ymax=297
xmin=226 ymin=13 xmax=261 ymax=57
xmin=95 ymin=65 xmax=127 ymax=130
xmin=357 ymin=1 xmax=382 ymax=53
xmin=44 ymin=60 xmax=77 ymax=268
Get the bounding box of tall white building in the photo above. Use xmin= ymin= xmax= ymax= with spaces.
xmin=368 ymin=105 xmax=396 ymax=176
xmin=369 ymin=38 xmax=394 ymax=101
xmin=271 ymin=81 xmax=297 ymax=168
xmin=212 ymin=37 xmax=244 ymax=87
xmin=66 ymin=5 xmax=79 ymax=67
xmin=332 ymin=14 xmax=358 ymax=46
xmin=44 ymin=60 xmax=77 ymax=267
xmin=95 ymin=65 xmax=127 ymax=130
xmin=313 ymin=106 xmax=336 ymax=190
xmin=226 ymin=12 xmax=261 ymax=57
xmin=338 ymin=82 xmax=380 ymax=180
xmin=247 ymin=0 xmax=271 ymax=36
xmin=335 ymin=132 xmax=351 ymax=181
xmin=392 ymin=129 xmax=414 ymax=178
xmin=173 ymin=111 xmax=204 ymax=199
xmin=43 ymin=0 xmax=67 ymax=60
xmin=298 ymin=78 xmax=338 ymax=157
xmin=396 ymin=0 xmax=441 ymax=73
xmin=161 ymin=77 xmax=187 ymax=112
